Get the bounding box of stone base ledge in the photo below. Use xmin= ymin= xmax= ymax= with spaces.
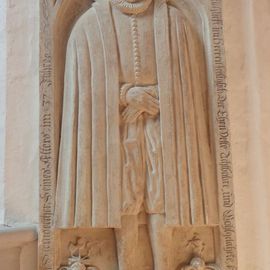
xmin=0 ymin=225 xmax=38 ymax=250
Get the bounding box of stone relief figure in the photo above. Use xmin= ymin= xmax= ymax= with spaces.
xmin=55 ymin=0 xmax=219 ymax=269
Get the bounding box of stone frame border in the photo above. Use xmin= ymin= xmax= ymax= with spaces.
xmin=39 ymin=1 xmax=237 ymax=269
xmin=39 ymin=1 xmax=55 ymax=269
xmin=209 ymin=1 xmax=237 ymax=269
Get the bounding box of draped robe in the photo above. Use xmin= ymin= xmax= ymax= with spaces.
xmin=55 ymin=0 xmax=219 ymax=228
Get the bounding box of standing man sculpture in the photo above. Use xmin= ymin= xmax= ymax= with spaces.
xmin=55 ymin=0 xmax=219 ymax=269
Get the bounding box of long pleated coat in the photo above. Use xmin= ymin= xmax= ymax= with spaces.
xmin=55 ymin=0 xmax=219 ymax=228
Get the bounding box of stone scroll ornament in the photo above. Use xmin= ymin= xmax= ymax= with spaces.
xmin=58 ymin=238 xmax=103 ymax=270
xmin=40 ymin=0 xmax=237 ymax=269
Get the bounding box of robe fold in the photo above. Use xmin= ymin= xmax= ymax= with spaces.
xmin=55 ymin=0 xmax=219 ymax=228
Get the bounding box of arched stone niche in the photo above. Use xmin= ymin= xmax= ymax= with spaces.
xmin=39 ymin=0 xmax=237 ymax=269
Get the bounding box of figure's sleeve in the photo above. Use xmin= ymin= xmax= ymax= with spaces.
xmin=183 ymin=17 xmax=211 ymax=137
xmin=178 ymin=12 xmax=220 ymax=225
xmin=171 ymin=7 xmax=212 ymax=149
xmin=54 ymin=31 xmax=79 ymax=228
xmin=170 ymin=6 xmax=219 ymax=225
xmin=55 ymin=23 xmax=93 ymax=228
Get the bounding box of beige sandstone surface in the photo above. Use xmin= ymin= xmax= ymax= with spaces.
xmin=0 ymin=0 xmax=270 ymax=269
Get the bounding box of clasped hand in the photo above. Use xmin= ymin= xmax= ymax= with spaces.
xmin=122 ymin=85 xmax=159 ymax=123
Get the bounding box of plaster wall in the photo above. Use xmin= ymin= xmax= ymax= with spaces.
xmin=224 ymin=0 xmax=270 ymax=269
xmin=0 ymin=0 xmax=7 ymax=224
xmin=4 ymin=0 xmax=39 ymax=225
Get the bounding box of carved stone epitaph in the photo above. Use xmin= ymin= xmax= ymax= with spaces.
xmin=39 ymin=0 xmax=237 ymax=269
xmin=40 ymin=1 xmax=54 ymax=269
xmin=210 ymin=1 xmax=237 ymax=268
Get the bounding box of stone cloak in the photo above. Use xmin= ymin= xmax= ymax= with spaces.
xmin=54 ymin=0 xmax=219 ymax=228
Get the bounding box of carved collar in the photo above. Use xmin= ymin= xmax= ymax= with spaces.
xmin=110 ymin=0 xmax=153 ymax=15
